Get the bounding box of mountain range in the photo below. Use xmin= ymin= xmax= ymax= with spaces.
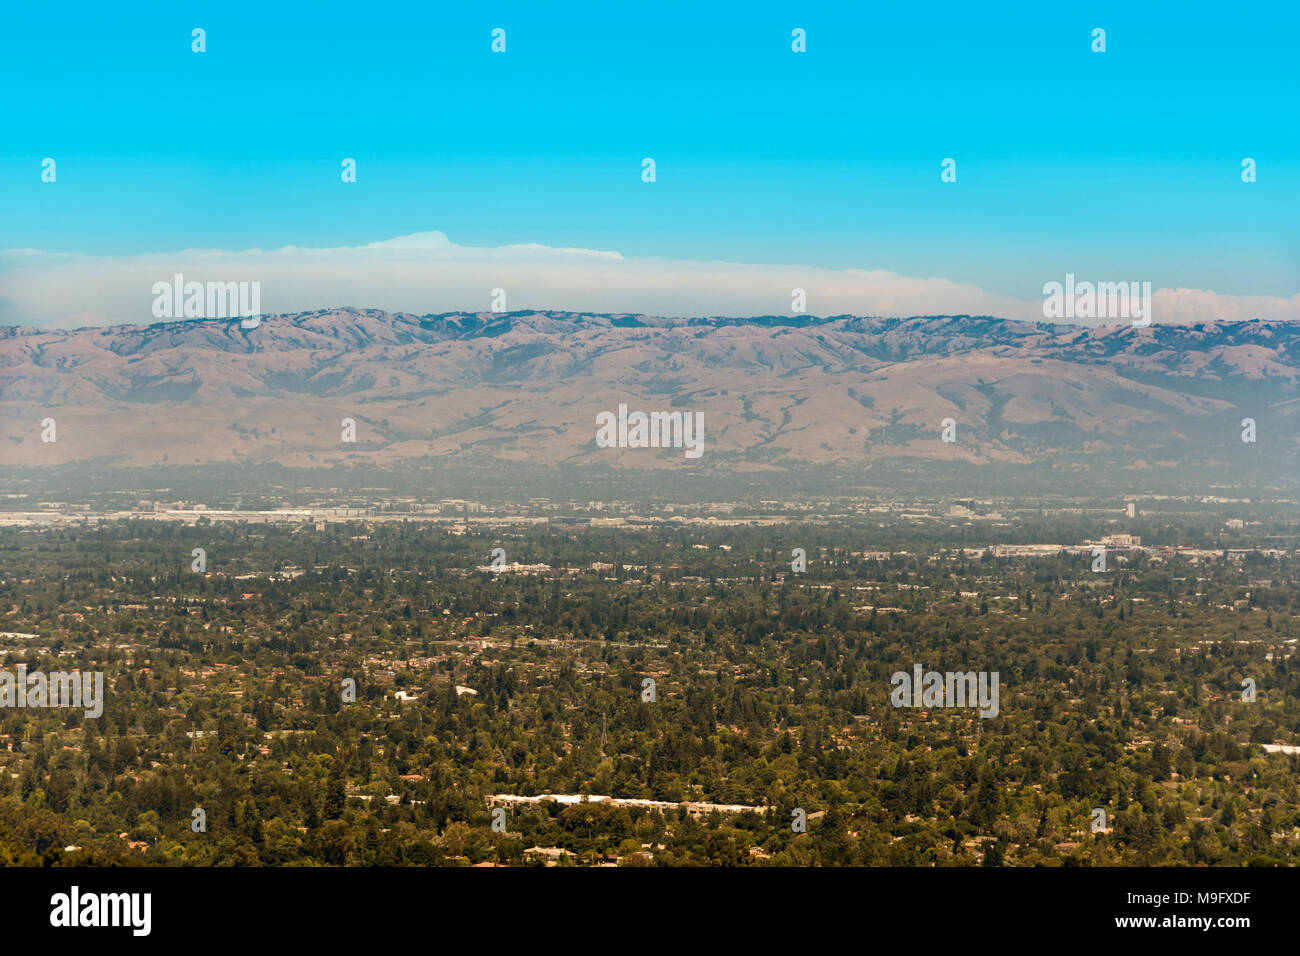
xmin=2 ymin=309 xmax=1298 ymax=488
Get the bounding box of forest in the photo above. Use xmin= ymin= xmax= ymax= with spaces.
xmin=0 ymin=514 xmax=1297 ymax=866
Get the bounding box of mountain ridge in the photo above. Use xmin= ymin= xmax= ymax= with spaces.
xmin=2 ymin=309 xmax=1297 ymax=480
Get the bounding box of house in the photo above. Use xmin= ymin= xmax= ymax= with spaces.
xmin=524 ymin=846 xmax=576 ymax=865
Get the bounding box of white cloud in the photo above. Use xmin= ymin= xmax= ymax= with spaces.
xmin=1151 ymin=287 xmax=1300 ymax=325
xmin=1 ymin=232 xmax=1297 ymax=329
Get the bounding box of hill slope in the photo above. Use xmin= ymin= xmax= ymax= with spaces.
xmin=2 ymin=310 xmax=1297 ymax=483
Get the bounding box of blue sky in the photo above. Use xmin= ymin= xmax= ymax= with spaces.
xmin=2 ymin=0 xmax=1297 ymax=310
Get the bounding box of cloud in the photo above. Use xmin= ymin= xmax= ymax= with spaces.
xmin=1 ymin=232 xmax=1297 ymax=329
xmin=1150 ymin=287 xmax=1300 ymax=325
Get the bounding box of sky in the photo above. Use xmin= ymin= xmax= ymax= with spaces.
xmin=2 ymin=0 xmax=1297 ymax=327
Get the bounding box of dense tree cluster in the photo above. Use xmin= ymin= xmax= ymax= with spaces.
xmin=0 ymin=517 xmax=1297 ymax=866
